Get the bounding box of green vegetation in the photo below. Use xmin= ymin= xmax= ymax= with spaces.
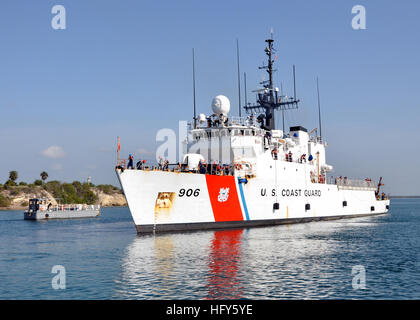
xmin=0 ymin=194 xmax=11 ymax=207
xmin=1 ymin=171 xmax=122 ymax=208
xmin=9 ymin=171 xmax=18 ymax=182
xmin=96 ymin=184 xmax=120 ymax=195
xmin=43 ymin=180 xmax=98 ymax=205
xmin=4 ymin=180 xmax=17 ymax=188
xmin=3 ymin=171 xmax=19 ymax=189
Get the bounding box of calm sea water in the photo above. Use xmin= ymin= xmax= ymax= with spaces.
xmin=0 ymin=198 xmax=418 ymax=300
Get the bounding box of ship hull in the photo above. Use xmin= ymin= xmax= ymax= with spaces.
xmin=117 ymin=169 xmax=390 ymax=234
xmin=24 ymin=209 xmax=100 ymax=220
xmin=135 ymin=212 xmax=387 ymax=234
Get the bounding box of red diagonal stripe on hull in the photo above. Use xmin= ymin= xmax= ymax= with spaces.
xmin=205 ymin=175 xmax=244 ymax=222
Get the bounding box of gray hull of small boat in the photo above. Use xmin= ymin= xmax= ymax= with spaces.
xmin=24 ymin=210 xmax=100 ymax=220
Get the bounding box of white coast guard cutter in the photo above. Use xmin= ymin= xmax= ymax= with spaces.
xmin=116 ymin=36 xmax=390 ymax=234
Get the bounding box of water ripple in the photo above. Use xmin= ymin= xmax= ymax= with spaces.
xmin=0 ymin=199 xmax=419 ymax=299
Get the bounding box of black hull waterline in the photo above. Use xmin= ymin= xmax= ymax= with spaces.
xmin=135 ymin=211 xmax=388 ymax=234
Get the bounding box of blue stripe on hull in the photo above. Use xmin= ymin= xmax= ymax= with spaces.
xmin=237 ymin=179 xmax=250 ymax=221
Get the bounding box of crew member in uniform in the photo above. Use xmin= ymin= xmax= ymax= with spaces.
xmin=272 ymin=147 xmax=278 ymax=160
xmin=127 ymin=154 xmax=134 ymax=169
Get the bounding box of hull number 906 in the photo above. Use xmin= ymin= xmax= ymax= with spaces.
xmin=179 ymin=188 xmax=200 ymax=197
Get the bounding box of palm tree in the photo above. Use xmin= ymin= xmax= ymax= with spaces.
xmin=9 ymin=171 xmax=18 ymax=182
xmin=40 ymin=171 xmax=49 ymax=184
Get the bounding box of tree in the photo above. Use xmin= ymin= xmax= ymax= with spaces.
xmin=9 ymin=171 xmax=18 ymax=182
xmin=83 ymin=190 xmax=98 ymax=205
xmin=40 ymin=171 xmax=49 ymax=184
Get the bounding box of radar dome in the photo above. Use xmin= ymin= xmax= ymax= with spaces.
xmin=211 ymin=95 xmax=230 ymax=116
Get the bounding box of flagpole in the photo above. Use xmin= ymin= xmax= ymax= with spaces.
xmin=117 ymin=136 xmax=120 ymax=166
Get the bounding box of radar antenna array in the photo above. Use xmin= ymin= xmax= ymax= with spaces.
xmin=244 ymin=34 xmax=300 ymax=130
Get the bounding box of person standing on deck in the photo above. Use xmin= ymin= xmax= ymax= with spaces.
xmin=127 ymin=154 xmax=134 ymax=169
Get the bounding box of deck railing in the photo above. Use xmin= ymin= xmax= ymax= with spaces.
xmin=117 ymin=158 xmax=377 ymax=191
xmin=38 ymin=204 xmax=100 ymax=212
xmin=335 ymin=178 xmax=376 ymax=190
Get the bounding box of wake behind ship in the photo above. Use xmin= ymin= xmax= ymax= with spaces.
xmin=116 ymin=36 xmax=390 ymax=234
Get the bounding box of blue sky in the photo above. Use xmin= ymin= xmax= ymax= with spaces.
xmin=0 ymin=0 xmax=419 ymax=195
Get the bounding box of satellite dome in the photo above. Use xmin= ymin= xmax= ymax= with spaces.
xmin=211 ymin=95 xmax=230 ymax=116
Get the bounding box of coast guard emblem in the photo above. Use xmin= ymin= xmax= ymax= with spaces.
xmin=205 ymin=175 xmax=243 ymax=222
xmin=217 ymin=187 xmax=230 ymax=202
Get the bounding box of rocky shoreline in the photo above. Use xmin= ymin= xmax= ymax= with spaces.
xmin=0 ymin=185 xmax=127 ymax=211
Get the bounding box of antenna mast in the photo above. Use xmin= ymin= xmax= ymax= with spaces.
xmin=244 ymin=72 xmax=248 ymax=107
xmin=293 ymin=65 xmax=297 ymax=100
xmin=317 ymin=77 xmax=322 ymax=140
xmin=192 ymin=48 xmax=197 ymax=129
xmin=236 ymin=39 xmax=242 ymax=117
xmin=281 ymin=82 xmax=285 ymax=132
xmin=243 ymin=33 xmax=299 ymax=131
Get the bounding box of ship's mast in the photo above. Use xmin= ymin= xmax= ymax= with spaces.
xmin=265 ymin=38 xmax=274 ymax=92
xmin=192 ymin=48 xmax=197 ymax=129
xmin=244 ymin=35 xmax=299 ymax=131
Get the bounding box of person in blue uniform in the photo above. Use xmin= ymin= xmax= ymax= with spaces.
xmin=127 ymin=154 xmax=134 ymax=169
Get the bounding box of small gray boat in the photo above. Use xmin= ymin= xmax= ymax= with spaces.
xmin=24 ymin=198 xmax=100 ymax=220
